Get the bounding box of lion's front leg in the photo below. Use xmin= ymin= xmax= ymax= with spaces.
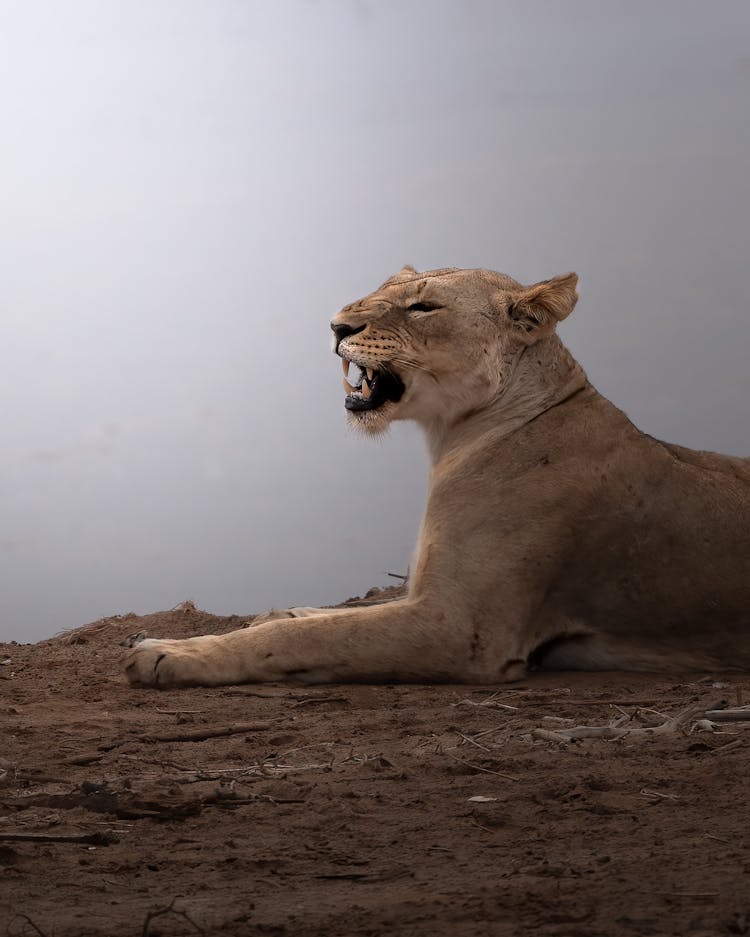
xmin=249 ymin=606 xmax=338 ymax=626
xmin=123 ymin=635 xmax=240 ymax=688
xmin=123 ymin=600 xmax=479 ymax=688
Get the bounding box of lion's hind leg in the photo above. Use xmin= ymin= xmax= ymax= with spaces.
xmin=531 ymin=631 xmax=727 ymax=673
xmin=530 ymin=632 xmax=619 ymax=672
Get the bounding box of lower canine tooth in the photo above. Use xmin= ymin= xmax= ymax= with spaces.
xmin=361 ymin=381 xmax=372 ymax=400
xmin=343 ymin=378 xmax=356 ymax=394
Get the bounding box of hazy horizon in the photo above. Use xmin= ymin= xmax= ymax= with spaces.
xmin=2 ymin=0 xmax=749 ymax=642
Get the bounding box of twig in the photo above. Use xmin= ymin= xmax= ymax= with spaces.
xmin=456 ymin=731 xmax=492 ymax=752
xmin=705 ymin=833 xmax=731 ymax=845
xmin=532 ymin=724 xmax=629 ymax=742
xmin=469 ymin=816 xmax=496 ymax=834
xmin=471 ymin=725 xmax=512 ymax=741
xmin=659 ymin=892 xmax=718 ymax=900
xmin=531 ymin=728 xmax=573 ymax=744
xmin=504 ymin=697 xmax=660 ymax=707
xmin=709 ymin=739 xmax=742 ymax=755
xmin=385 ymin=571 xmax=408 ymax=581
xmin=0 ymin=831 xmax=117 ymax=846
xmin=7 ymin=915 xmax=49 ymax=937
xmin=221 ymin=688 xmax=288 ymax=698
xmin=126 ymin=721 xmax=273 ymax=745
xmin=532 ymin=702 xmax=717 ymax=743
xmin=639 ymin=788 xmax=679 ymax=801
xmin=155 ymin=709 xmax=208 ymax=715
xmin=455 ymin=698 xmax=520 ymax=712
xmin=203 ymin=796 xmax=306 ymax=807
xmin=643 ymin=702 xmax=721 ymax=735
xmin=704 ymin=707 xmax=750 ymax=722
xmin=142 ymin=897 xmax=205 ymax=936
xmin=291 ymin=696 xmax=349 ymax=708
xmin=66 ymin=752 xmax=104 ymax=766
xmin=441 ymin=748 xmax=520 ymax=782
xmin=632 ymin=706 xmax=670 ymax=719
xmin=275 ymin=741 xmax=337 ymax=760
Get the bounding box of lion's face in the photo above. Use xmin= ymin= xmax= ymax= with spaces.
xmin=331 ymin=265 xmax=578 ymax=434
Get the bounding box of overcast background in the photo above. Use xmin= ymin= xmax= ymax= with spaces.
xmin=2 ymin=0 xmax=749 ymax=642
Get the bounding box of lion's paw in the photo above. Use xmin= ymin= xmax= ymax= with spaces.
xmin=122 ymin=637 xmax=212 ymax=688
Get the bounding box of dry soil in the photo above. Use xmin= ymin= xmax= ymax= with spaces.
xmin=2 ymin=596 xmax=749 ymax=937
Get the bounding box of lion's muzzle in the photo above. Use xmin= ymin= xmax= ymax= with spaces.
xmin=340 ymin=357 xmax=405 ymax=412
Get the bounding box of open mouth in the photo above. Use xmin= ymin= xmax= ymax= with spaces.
xmin=341 ymin=358 xmax=405 ymax=412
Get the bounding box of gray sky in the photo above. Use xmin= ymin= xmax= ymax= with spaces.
xmin=2 ymin=0 xmax=749 ymax=642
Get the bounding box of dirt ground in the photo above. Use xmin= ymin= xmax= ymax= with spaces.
xmin=2 ymin=594 xmax=749 ymax=937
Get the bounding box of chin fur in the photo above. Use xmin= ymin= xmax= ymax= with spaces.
xmin=345 ymin=405 xmax=396 ymax=437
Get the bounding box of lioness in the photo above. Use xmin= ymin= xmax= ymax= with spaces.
xmin=124 ymin=265 xmax=750 ymax=687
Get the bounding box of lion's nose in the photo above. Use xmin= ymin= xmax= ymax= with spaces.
xmin=330 ymin=321 xmax=365 ymax=353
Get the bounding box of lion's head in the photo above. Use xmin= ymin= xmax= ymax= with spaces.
xmin=331 ymin=265 xmax=579 ymax=435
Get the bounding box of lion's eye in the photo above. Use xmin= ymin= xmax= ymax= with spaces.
xmin=407 ymin=301 xmax=442 ymax=313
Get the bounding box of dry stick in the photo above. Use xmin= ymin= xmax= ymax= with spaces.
xmin=7 ymin=915 xmax=49 ymax=937
xmin=469 ymin=816 xmax=496 ymax=835
xmin=441 ymin=748 xmax=520 ymax=782
xmin=710 ymin=739 xmax=743 ymax=755
xmin=155 ymin=709 xmax=208 ymax=715
xmin=456 ymin=731 xmax=493 ymax=752
xmin=532 ymin=702 xmax=717 ymax=743
xmin=456 ymin=699 xmax=521 ymax=712
xmin=704 ymin=708 xmax=750 ymax=722
xmin=144 ymin=720 xmax=274 ymax=742
xmin=291 ymin=696 xmax=349 ymax=707
xmin=0 ymin=831 xmax=117 ymax=846
xmin=659 ymin=892 xmax=718 ymax=900
xmin=640 ymin=704 xmax=703 ymax=735
xmin=532 ymin=726 xmax=626 ymax=743
xmin=66 ymin=753 xmax=103 ymax=766
xmin=532 ymin=719 xmax=630 ymax=743
xmin=705 ymin=833 xmax=731 ymax=845
xmin=471 ymin=725 xmax=514 ymax=741
xmin=276 ymin=741 xmax=337 ymax=759
xmin=142 ymin=897 xmax=205 ymax=937
xmin=222 ymin=688 xmax=287 ymax=698
xmin=532 ymin=727 xmax=589 ymax=744
xmin=103 ymin=721 xmax=274 ymax=748
xmin=640 ymin=788 xmax=679 ymax=801
xmin=203 ymin=796 xmax=306 ymax=808
xmin=625 ymin=706 xmax=670 ymax=724
xmin=487 ymin=696 xmax=660 ymax=707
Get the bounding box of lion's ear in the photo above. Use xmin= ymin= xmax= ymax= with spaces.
xmin=506 ymin=272 xmax=578 ymax=343
xmin=380 ymin=265 xmax=419 ymax=288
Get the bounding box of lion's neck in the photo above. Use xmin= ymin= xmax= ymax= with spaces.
xmin=422 ymin=335 xmax=589 ymax=465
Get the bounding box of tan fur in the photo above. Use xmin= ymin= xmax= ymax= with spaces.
xmin=124 ymin=266 xmax=750 ymax=687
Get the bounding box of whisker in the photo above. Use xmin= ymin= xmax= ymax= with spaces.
xmin=390 ymin=355 xmax=438 ymax=379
